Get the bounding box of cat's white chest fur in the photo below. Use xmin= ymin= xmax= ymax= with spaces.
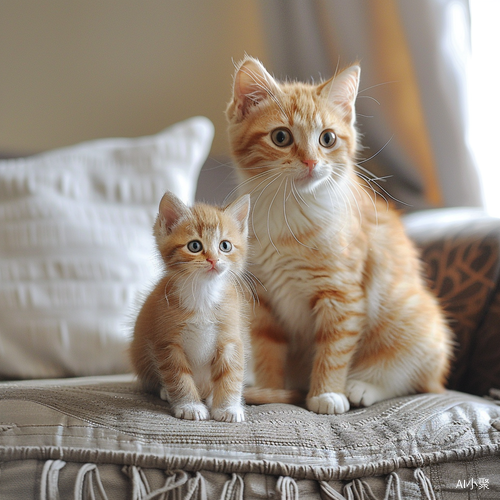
xmin=182 ymin=317 xmax=218 ymax=399
xmin=176 ymin=275 xmax=225 ymax=313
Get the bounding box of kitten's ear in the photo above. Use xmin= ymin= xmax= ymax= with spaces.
xmin=157 ymin=191 xmax=190 ymax=234
xmin=225 ymin=194 xmax=250 ymax=236
xmin=319 ymin=65 xmax=360 ymax=125
xmin=229 ymin=56 xmax=279 ymax=120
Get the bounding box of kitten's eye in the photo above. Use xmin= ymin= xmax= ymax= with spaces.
xmin=271 ymin=128 xmax=293 ymax=147
xmin=319 ymin=130 xmax=337 ymax=148
xmin=187 ymin=240 xmax=203 ymax=253
xmin=219 ymin=240 xmax=232 ymax=253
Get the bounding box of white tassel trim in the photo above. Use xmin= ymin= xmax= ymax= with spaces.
xmin=36 ymin=461 xmax=438 ymax=500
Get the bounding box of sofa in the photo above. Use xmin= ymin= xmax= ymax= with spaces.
xmin=1 ymin=118 xmax=499 ymax=499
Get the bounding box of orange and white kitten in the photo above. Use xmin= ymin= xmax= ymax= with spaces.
xmin=226 ymin=56 xmax=452 ymax=414
xmin=130 ymin=191 xmax=251 ymax=422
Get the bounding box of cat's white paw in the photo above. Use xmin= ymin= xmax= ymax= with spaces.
xmin=212 ymin=405 xmax=245 ymax=423
xmin=173 ymin=402 xmax=209 ymax=421
xmin=346 ymin=380 xmax=385 ymax=407
xmin=307 ymin=392 xmax=350 ymax=414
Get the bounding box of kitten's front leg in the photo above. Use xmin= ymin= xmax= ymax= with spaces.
xmin=211 ymin=336 xmax=246 ymax=423
xmin=307 ymin=289 xmax=365 ymax=415
xmin=159 ymin=344 xmax=209 ymax=421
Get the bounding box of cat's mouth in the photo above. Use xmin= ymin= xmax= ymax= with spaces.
xmin=294 ymin=167 xmax=328 ymax=190
xmin=205 ymin=264 xmax=223 ymax=276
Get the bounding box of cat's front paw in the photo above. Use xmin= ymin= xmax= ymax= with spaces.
xmin=173 ymin=402 xmax=209 ymax=421
xmin=307 ymin=392 xmax=350 ymax=414
xmin=212 ymin=405 xmax=245 ymax=423
xmin=346 ymin=380 xmax=385 ymax=407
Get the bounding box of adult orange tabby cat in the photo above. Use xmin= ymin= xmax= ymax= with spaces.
xmin=226 ymin=56 xmax=452 ymax=415
xmin=130 ymin=191 xmax=251 ymax=422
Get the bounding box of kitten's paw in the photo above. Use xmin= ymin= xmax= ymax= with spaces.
xmin=212 ymin=405 xmax=245 ymax=423
xmin=173 ymin=402 xmax=209 ymax=421
xmin=307 ymin=392 xmax=350 ymax=414
xmin=346 ymin=380 xmax=385 ymax=407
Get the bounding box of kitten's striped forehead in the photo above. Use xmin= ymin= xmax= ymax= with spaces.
xmin=190 ymin=205 xmax=225 ymax=239
xmin=281 ymin=86 xmax=328 ymax=130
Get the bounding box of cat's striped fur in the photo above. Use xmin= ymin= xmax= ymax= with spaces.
xmin=227 ymin=56 xmax=452 ymax=414
xmin=130 ymin=191 xmax=251 ymax=422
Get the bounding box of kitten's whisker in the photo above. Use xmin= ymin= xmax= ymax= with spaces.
xmin=191 ymin=273 xmax=198 ymax=305
xmin=164 ymin=269 xmax=191 ymax=305
xmin=240 ymin=274 xmax=259 ymax=301
xmin=325 ymin=178 xmax=349 ymax=235
xmin=346 ymin=175 xmax=380 ymax=225
xmin=358 ymin=80 xmax=398 ymax=95
xmin=242 ymin=269 xmax=266 ymax=292
xmin=283 ymin=178 xmax=318 ymax=251
xmin=357 ymin=95 xmax=381 ymax=106
xmin=199 ymin=157 xmax=234 ymax=171
xmin=267 ymin=177 xmax=285 ymax=255
xmin=356 ymin=135 xmax=394 ymax=166
xmin=291 ymin=179 xmax=310 ymax=208
xmin=336 ymin=173 xmax=363 ymax=227
xmin=228 ymin=270 xmax=254 ymax=306
xmin=223 ymin=168 xmax=280 ymax=205
xmin=355 ymin=171 xmax=410 ymax=207
xmin=250 ymin=172 xmax=283 ymax=247
xmin=326 ymin=176 xmax=353 ymax=236
xmin=326 ymin=176 xmax=361 ymax=252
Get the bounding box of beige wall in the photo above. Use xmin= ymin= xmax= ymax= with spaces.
xmin=0 ymin=1 xmax=268 ymax=156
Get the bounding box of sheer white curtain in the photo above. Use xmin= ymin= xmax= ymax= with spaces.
xmin=259 ymin=0 xmax=482 ymax=210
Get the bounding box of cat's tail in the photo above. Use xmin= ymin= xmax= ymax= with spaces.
xmin=243 ymin=386 xmax=306 ymax=406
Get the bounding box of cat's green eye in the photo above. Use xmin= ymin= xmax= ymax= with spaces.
xmin=271 ymin=128 xmax=293 ymax=147
xmin=319 ymin=130 xmax=337 ymax=148
xmin=219 ymin=240 xmax=232 ymax=253
xmin=187 ymin=240 xmax=203 ymax=253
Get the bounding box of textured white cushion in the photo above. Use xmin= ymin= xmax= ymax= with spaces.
xmin=0 ymin=117 xmax=214 ymax=379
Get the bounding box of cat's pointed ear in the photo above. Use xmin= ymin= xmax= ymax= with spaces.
xmin=229 ymin=57 xmax=279 ymax=120
xmin=225 ymin=194 xmax=250 ymax=236
xmin=319 ymin=65 xmax=360 ymax=125
xmin=157 ymin=191 xmax=190 ymax=234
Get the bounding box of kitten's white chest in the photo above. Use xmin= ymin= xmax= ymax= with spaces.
xmin=182 ymin=318 xmax=217 ymax=398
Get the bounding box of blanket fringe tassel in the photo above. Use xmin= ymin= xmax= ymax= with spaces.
xmin=38 ymin=460 xmax=436 ymax=500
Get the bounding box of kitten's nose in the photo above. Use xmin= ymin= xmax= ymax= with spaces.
xmin=206 ymin=257 xmax=217 ymax=269
xmin=302 ymin=159 xmax=318 ymax=173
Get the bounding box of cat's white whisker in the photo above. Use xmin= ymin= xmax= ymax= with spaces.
xmin=325 ymin=176 xmax=354 ymax=238
xmin=266 ymin=176 xmax=285 ymax=255
xmin=334 ymin=171 xmax=363 ymax=228
xmin=357 ymin=94 xmax=381 ymax=106
xmin=163 ymin=268 xmax=190 ymax=306
xmin=346 ymin=175 xmax=380 ymax=226
xmin=224 ymin=168 xmax=280 ymax=205
xmin=228 ymin=270 xmax=251 ymax=306
xmin=250 ymin=172 xmax=283 ymax=247
xmin=282 ymin=178 xmax=318 ymax=251
xmin=355 ymin=167 xmax=403 ymax=206
xmin=291 ymin=178 xmax=310 ymax=208
xmin=356 ymin=135 xmax=394 ymax=166
xmin=358 ymin=80 xmax=398 ymax=95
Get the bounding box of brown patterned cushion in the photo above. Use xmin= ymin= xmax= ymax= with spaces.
xmin=405 ymin=208 xmax=500 ymax=395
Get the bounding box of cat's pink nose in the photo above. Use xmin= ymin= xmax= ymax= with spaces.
xmin=302 ymin=159 xmax=318 ymax=173
xmin=206 ymin=258 xmax=217 ymax=269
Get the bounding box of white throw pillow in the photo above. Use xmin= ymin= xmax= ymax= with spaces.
xmin=0 ymin=116 xmax=214 ymax=379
